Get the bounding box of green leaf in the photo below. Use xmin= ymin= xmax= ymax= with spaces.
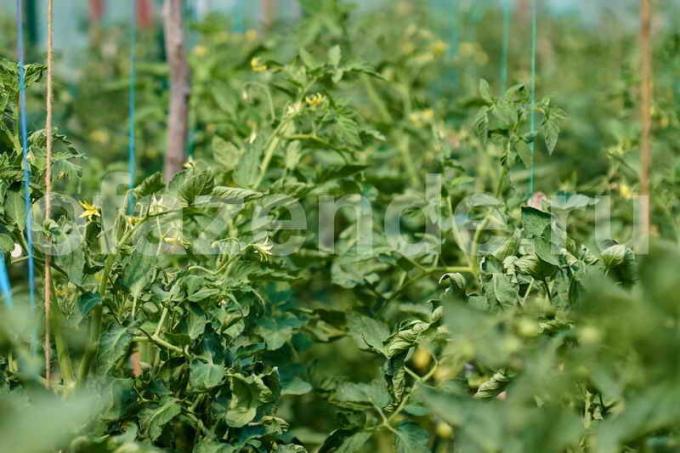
xmin=190 ymin=360 xmax=225 ymax=390
xmin=522 ymin=207 xmax=552 ymax=238
xmin=394 ymin=422 xmax=430 ymax=453
xmin=234 ymin=137 xmax=264 ymax=188
xmin=299 ymin=48 xmax=318 ymax=69
xmin=281 ymin=376 xmax=312 ymax=396
xmin=77 ymin=292 xmax=101 ymax=316
xmin=486 ymin=273 xmax=517 ymax=308
xmin=255 ymin=313 xmax=306 ymax=351
xmin=4 ymin=190 xmax=25 ymax=231
xmin=384 ymin=320 xmax=431 ymax=358
xmin=134 ymin=172 xmax=164 ymax=197
xmin=179 ymin=171 xmax=215 ymax=205
xmin=319 ymin=430 xmax=372 ymax=453
xmin=328 ymin=45 xmax=342 ymax=67
xmin=122 ymin=252 xmax=155 ymax=298
xmin=212 ymin=137 xmax=241 ymax=172
xmin=226 ymin=373 xmax=275 ymax=428
xmin=479 ymin=79 xmax=493 ymax=104
xmin=212 ymin=186 xmax=262 ymax=202
xmin=515 ymin=139 xmax=532 ymax=168
xmin=139 ymin=398 xmax=182 ymax=441
xmin=0 ymin=233 xmax=13 ymax=253
xmin=346 ymin=313 xmax=389 ymax=355
xmin=334 ymin=380 xmax=391 ymax=409
xmin=98 ymin=326 xmax=132 ymax=374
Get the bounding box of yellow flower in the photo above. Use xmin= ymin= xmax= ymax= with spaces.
xmin=253 ymin=238 xmax=273 ymax=262
xmin=250 ymin=57 xmax=268 ymax=73
xmin=126 ymin=215 xmax=142 ymax=226
xmin=305 ymin=93 xmax=326 ymax=109
xmin=409 ymin=109 xmax=435 ymax=127
xmin=163 ymin=235 xmax=182 ymax=245
xmin=89 ymin=129 xmax=110 ymax=145
xmin=245 ymin=29 xmax=258 ymax=42
xmin=619 ymin=183 xmax=633 ymax=200
xmin=193 ymin=45 xmax=208 ymax=57
xmin=79 ymin=201 xmax=100 ymax=221
xmin=430 ymin=40 xmax=448 ymax=58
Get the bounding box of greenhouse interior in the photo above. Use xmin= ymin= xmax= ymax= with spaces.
xmin=0 ymin=0 xmax=679 ymax=452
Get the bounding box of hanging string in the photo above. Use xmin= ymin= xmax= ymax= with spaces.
xmin=0 ymin=256 xmax=12 ymax=308
xmin=128 ymin=0 xmax=137 ymax=213
xmin=528 ymin=0 xmax=537 ymax=195
xmin=500 ymin=0 xmax=511 ymax=93
xmin=44 ymin=0 xmax=54 ymax=385
xmin=15 ymin=0 xmax=37 ymax=314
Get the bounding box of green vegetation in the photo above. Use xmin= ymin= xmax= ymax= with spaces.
xmin=0 ymin=1 xmax=679 ymax=452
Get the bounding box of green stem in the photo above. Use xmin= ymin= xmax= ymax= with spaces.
xmin=54 ymin=311 xmax=74 ymax=389
xmin=362 ymin=75 xmax=392 ymax=123
xmin=154 ymin=307 xmax=169 ymax=337
xmin=254 ymin=120 xmax=290 ymax=189
xmin=398 ymin=134 xmax=420 ymax=187
xmin=470 ymin=216 xmax=491 ymax=277
xmin=77 ymin=225 xmax=136 ymax=384
xmin=134 ymin=334 xmax=185 ymax=355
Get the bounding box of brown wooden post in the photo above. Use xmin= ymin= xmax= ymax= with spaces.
xmin=162 ymin=0 xmax=190 ymax=183
xmin=89 ymin=0 xmax=105 ymax=23
xmin=262 ymin=0 xmax=276 ymax=29
xmin=138 ymin=0 xmax=154 ymax=29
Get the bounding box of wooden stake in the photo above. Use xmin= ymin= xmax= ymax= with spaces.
xmin=89 ymin=0 xmax=105 ymax=23
xmin=162 ymin=0 xmax=190 ymax=183
xmin=262 ymin=0 xmax=276 ymax=29
xmin=639 ymin=0 xmax=652 ymax=239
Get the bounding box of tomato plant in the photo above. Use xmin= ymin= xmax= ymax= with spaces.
xmin=1 ymin=1 xmax=679 ymax=452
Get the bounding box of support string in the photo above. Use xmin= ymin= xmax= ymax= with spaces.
xmin=528 ymin=0 xmax=537 ymax=195
xmin=44 ymin=0 xmax=54 ymax=385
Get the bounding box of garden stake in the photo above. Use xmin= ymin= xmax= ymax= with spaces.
xmin=0 ymin=256 xmax=12 ymax=308
xmin=162 ymin=0 xmax=190 ymax=183
xmin=16 ymin=0 xmax=38 ymax=317
xmin=639 ymin=0 xmax=652 ymax=239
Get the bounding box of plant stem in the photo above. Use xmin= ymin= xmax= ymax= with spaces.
xmin=398 ymin=134 xmax=420 ymax=187
xmin=254 ymin=120 xmax=289 ymax=189
xmin=53 ymin=310 xmax=74 ymax=389
xmin=362 ymin=75 xmax=392 ymax=123
xmin=77 ymin=225 xmax=136 ymax=384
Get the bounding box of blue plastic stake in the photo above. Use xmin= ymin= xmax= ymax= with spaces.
xmin=15 ymin=0 xmax=37 ymax=313
xmin=0 ymin=256 xmax=12 ymax=308
xmin=128 ymin=0 xmax=137 ymax=213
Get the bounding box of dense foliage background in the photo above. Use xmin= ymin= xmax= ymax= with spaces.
xmin=1 ymin=1 xmax=679 ymax=452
